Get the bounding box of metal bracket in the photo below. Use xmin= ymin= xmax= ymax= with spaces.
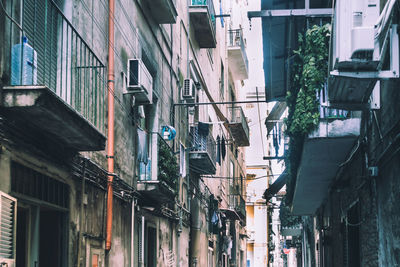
xmin=370 ymin=81 xmax=381 ymax=110
xmin=330 ymin=25 xmax=400 ymax=80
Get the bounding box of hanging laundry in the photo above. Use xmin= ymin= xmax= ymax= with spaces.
xmin=216 ymin=135 xmax=221 ymax=165
xmin=273 ymin=125 xmax=279 ymax=157
xmin=137 ymin=128 xmax=149 ymax=164
xmin=211 ymin=211 xmax=219 ymax=225
xmin=221 ymin=136 xmax=226 ymax=160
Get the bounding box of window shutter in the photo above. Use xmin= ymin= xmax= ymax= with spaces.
xmin=0 ymin=191 xmax=17 ymax=265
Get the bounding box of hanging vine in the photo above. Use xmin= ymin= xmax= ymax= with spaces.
xmin=284 ymin=23 xmax=330 ymax=205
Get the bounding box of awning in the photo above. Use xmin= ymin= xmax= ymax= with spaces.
xmin=265 ymin=101 xmax=287 ymax=134
xmin=263 ymin=171 xmax=287 ymax=201
xmin=281 ymin=227 xmax=302 ymax=237
xmin=291 ymin=118 xmax=361 ymax=215
xmin=220 ymin=208 xmax=241 ymax=221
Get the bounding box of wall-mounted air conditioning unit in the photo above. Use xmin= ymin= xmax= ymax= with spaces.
xmin=333 ymin=0 xmax=380 ymax=70
xmin=182 ymin=79 xmax=196 ymax=103
xmin=127 ymin=58 xmax=153 ymax=104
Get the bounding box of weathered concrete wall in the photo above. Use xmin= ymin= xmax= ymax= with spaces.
xmin=375 ymin=79 xmax=400 ymax=267
xmin=377 ymin=153 xmax=400 ymax=266
xmin=315 ymin=79 xmax=400 ymax=266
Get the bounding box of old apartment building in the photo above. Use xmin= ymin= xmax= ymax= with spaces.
xmin=259 ymin=0 xmax=400 ymax=266
xmin=0 ymin=0 xmax=249 ymax=266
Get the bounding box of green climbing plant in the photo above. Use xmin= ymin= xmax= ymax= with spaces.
xmin=158 ymin=138 xmax=179 ymax=191
xmin=284 ymin=24 xmax=330 ymax=205
xmin=286 ymin=24 xmax=330 ymax=136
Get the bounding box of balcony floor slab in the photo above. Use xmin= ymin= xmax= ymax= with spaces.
xmin=137 ymin=180 xmax=176 ymax=203
xmin=291 ymin=118 xmax=360 ymax=215
xmin=2 ymin=86 xmax=105 ymax=151
xmin=189 ymin=6 xmax=216 ymax=48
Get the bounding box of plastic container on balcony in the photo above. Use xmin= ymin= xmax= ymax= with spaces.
xmin=139 ymin=159 xmax=151 ymax=181
xmin=11 ymin=37 xmax=37 ymax=85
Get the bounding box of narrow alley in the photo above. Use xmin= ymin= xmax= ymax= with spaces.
xmin=0 ymin=0 xmax=399 ymax=267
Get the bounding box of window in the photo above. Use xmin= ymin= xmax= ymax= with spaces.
xmin=11 ymin=162 xmax=68 ymax=267
xmin=138 ymin=127 xmax=151 ymax=181
xmin=0 ymin=191 xmax=17 ymax=266
xmin=180 ymin=143 xmax=187 ymax=178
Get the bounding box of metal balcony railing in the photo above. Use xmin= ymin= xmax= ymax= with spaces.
xmin=4 ymin=0 xmax=106 ymax=134
xmin=191 ymin=0 xmax=216 ymax=33
xmin=189 ymin=125 xmax=216 ymax=166
xmin=229 ymin=189 xmax=246 ymax=213
xmin=138 ymin=132 xmax=178 ymax=191
xmin=227 ymin=29 xmax=249 ymax=72
xmin=319 ymin=84 xmax=349 ymax=120
xmin=228 ymin=106 xmax=249 ymax=138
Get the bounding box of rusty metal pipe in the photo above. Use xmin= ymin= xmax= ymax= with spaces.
xmin=106 ymin=0 xmax=115 ymax=251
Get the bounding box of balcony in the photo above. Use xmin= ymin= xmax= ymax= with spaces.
xmin=221 ymin=192 xmax=246 ymax=223
xmin=227 ymin=29 xmax=249 ymax=80
xmin=228 ymin=106 xmax=250 ymax=147
xmin=234 ymin=194 xmax=246 ymax=220
xmin=137 ymin=132 xmax=178 ymax=203
xmin=146 ymin=0 xmax=177 ymax=24
xmin=189 ymin=125 xmax=216 ymax=175
xmin=291 ymin=107 xmax=360 ymax=215
xmin=247 ymin=230 xmax=255 ymax=243
xmin=189 ymin=0 xmax=217 ymax=48
xmin=1 ymin=0 xmax=106 ymax=151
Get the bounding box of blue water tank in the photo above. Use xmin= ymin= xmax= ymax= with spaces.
xmin=11 ymin=37 xmax=37 ymax=85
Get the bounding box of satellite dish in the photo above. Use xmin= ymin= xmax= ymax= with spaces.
xmin=161 ymin=125 xmax=176 ymax=140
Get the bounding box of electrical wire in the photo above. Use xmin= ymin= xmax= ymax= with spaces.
xmin=77 ymin=0 xmax=177 ymax=121
xmin=5 ymin=2 xmax=254 ymax=198
xmin=256 ymin=86 xmax=266 ymax=157
xmin=339 ymin=139 xmax=361 ymax=167
xmin=201 ymin=173 xmax=283 ymax=180
xmin=0 ymin=0 xmax=23 ymax=31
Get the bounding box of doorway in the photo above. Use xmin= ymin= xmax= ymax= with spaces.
xmin=15 ymin=204 xmax=67 ymax=267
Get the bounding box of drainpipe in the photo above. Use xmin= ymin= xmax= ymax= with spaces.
xmin=106 ymin=0 xmax=115 ymax=251
xmin=131 ymin=199 xmax=136 ymax=267
xmin=77 ymin=159 xmax=87 ymax=266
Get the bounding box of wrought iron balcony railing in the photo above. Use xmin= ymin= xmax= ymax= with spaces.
xmin=3 ymin=0 xmax=106 ymax=134
xmin=229 ymin=192 xmax=246 ymax=219
xmin=188 ymin=125 xmax=216 ymax=174
xmin=138 ymin=132 xmax=178 ymax=192
xmin=191 ymin=0 xmax=216 ymax=33
xmin=228 ymin=107 xmax=250 ymax=146
xmin=227 ymin=29 xmax=249 ymax=79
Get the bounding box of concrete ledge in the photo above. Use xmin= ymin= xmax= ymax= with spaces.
xmin=2 ymin=86 xmax=106 ymax=151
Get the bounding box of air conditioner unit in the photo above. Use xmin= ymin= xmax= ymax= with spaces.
xmin=127 ymin=58 xmax=153 ymax=104
xmin=182 ymin=79 xmax=196 ymax=103
xmin=333 ymin=0 xmax=380 ymax=70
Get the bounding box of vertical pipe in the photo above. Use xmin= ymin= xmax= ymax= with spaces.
xmin=77 ymin=159 xmax=86 ymax=266
xmin=106 ymin=0 xmax=115 ymax=251
xmin=141 ymin=216 xmax=145 ymax=267
xmin=131 ymin=199 xmax=135 ymax=267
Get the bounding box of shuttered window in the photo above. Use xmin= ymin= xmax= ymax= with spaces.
xmin=0 ymin=191 xmax=17 ymax=262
